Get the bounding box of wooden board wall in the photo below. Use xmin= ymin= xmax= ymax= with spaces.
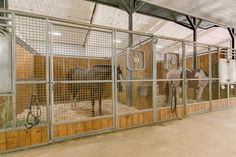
xmin=15 ymin=45 xmax=34 ymax=114
xmin=0 ymin=126 xmax=48 ymax=152
xmin=117 ymin=42 xmax=153 ymax=110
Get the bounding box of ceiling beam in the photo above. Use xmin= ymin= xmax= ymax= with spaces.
xmin=159 ymin=27 xmax=218 ymax=53
xmin=82 ymin=3 xmax=97 ymax=47
xmin=151 ymin=20 xmax=168 ymax=33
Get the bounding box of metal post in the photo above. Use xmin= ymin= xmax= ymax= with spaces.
xmin=128 ymin=13 xmax=133 ymax=46
xmin=182 ymin=41 xmax=187 ymax=116
xmin=193 ymin=18 xmax=197 ymax=69
xmin=46 ymin=19 xmax=52 ymax=141
xmin=227 ymin=83 xmax=230 ymax=108
xmin=217 ymin=47 xmax=221 ymax=99
xmin=11 ymin=12 xmax=16 ymax=128
xmin=208 ymin=47 xmax=212 ymax=111
xmin=152 ymin=36 xmax=157 ymax=122
xmin=112 ymin=29 xmax=118 ymax=129
xmin=0 ymin=0 xmax=8 ymax=9
xmin=232 ymin=28 xmax=235 ymax=52
xmin=228 ymin=28 xmax=235 ymax=59
xmin=49 ymin=23 xmax=54 ymax=141
xmin=126 ymin=12 xmax=133 ymax=106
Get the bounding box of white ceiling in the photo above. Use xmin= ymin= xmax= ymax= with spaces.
xmin=144 ymin=0 xmax=236 ymax=28
xmin=8 ymin=0 xmax=232 ymax=54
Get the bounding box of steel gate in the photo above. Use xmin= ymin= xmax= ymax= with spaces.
xmin=50 ymin=22 xmax=114 ymax=140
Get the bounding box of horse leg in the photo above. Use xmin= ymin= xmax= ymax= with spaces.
xmin=176 ymin=87 xmax=182 ymax=104
xmin=196 ymin=87 xmax=204 ymax=102
xmin=98 ymin=85 xmax=103 ymax=116
xmin=91 ymin=92 xmax=95 ymax=117
xmin=99 ymin=97 xmax=102 ymax=116
xmin=70 ymin=89 xmax=76 ymax=110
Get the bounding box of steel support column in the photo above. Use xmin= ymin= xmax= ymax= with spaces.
xmin=228 ymin=28 xmax=235 ymax=59
xmin=125 ymin=11 xmax=133 ymax=106
xmin=186 ymin=16 xmax=201 ymax=69
xmin=193 ymin=18 xmax=197 ymax=69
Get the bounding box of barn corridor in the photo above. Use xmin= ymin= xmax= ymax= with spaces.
xmin=3 ymin=108 xmax=236 ymax=157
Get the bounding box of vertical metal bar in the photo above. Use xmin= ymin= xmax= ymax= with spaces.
xmin=217 ymin=47 xmax=220 ymax=99
xmin=11 ymin=12 xmax=16 ymax=128
xmin=126 ymin=12 xmax=133 ymax=106
xmin=112 ymin=29 xmax=117 ymax=129
xmin=152 ymin=36 xmax=157 ymax=122
xmin=128 ymin=13 xmax=133 ymax=46
xmin=227 ymin=83 xmax=230 ymax=108
xmin=208 ymin=46 xmax=212 ymax=111
xmin=49 ymin=23 xmax=54 ymax=140
xmin=193 ymin=18 xmax=197 ymax=70
xmin=182 ymin=41 xmax=187 ymax=116
xmin=46 ymin=19 xmax=52 ymax=141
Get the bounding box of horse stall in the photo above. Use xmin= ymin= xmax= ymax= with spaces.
xmin=1 ymin=9 xmax=236 ymax=153
xmin=115 ymin=31 xmax=154 ymax=129
xmin=155 ymin=38 xmax=185 ymax=122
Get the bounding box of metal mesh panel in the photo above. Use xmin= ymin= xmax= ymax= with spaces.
xmin=211 ymin=47 xmax=219 ymax=79
xmin=15 ymin=15 xmax=47 ymax=54
xmin=185 ymin=44 xmax=209 ymax=73
xmin=186 ymin=80 xmax=209 ymax=103
xmin=52 ymin=24 xmax=113 ymax=124
xmin=53 ymin=83 xmax=112 ymax=124
xmin=16 ymin=83 xmax=47 ymax=127
xmin=0 ymin=96 xmax=13 ymax=129
xmin=14 ymin=15 xmax=48 ymax=129
xmin=115 ymin=31 xmax=153 ymax=115
xmin=184 ymin=44 xmax=210 ymax=104
xmin=212 ymin=80 xmax=228 ymax=100
xmin=117 ymin=81 xmax=153 ymax=112
xmin=15 ymin=15 xmax=47 ymax=82
xmin=229 ymin=84 xmax=236 ymax=98
xmin=157 ymin=80 xmax=183 ymax=108
xmin=156 ymin=38 xmax=183 ymax=79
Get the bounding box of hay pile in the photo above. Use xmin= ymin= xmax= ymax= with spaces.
xmin=17 ymin=99 xmax=138 ymax=123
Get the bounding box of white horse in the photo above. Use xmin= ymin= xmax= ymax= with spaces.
xmin=166 ymin=68 xmax=208 ymax=105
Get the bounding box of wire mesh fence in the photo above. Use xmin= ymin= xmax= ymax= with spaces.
xmin=51 ymin=23 xmax=113 ymax=126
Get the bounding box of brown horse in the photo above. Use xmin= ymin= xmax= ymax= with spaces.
xmin=68 ymin=64 xmax=123 ymax=116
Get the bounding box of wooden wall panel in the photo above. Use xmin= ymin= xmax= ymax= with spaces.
xmin=117 ymin=42 xmax=153 ymax=110
xmin=118 ymin=111 xmax=153 ymax=129
xmin=16 ymin=45 xmax=34 ymax=81
xmin=0 ymin=126 xmax=48 ymax=153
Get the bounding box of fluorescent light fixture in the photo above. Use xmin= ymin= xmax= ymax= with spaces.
xmin=48 ymin=32 xmax=62 ymax=36
xmin=116 ymin=40 xmax=122 ymax=43
xmin=156 ymin=45 xmax=163 ymax=48
xmin=52 ymin=32 xmax=62 ymax=36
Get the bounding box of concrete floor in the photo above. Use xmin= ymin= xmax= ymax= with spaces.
xmin=3 ymin=108 xmax=236 ymax=157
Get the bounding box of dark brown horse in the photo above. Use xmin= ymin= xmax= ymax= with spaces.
xmin=68 ymin=64 xmax=123 ymax=116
